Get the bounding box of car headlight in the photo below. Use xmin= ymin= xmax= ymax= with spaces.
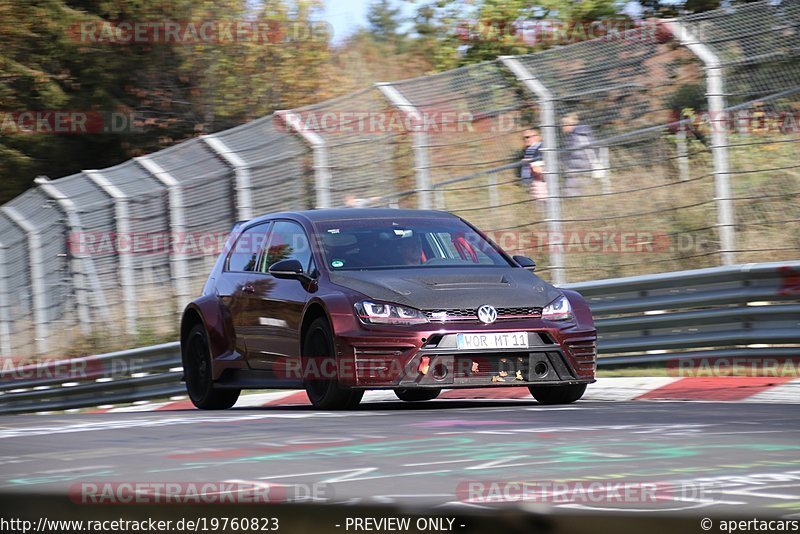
xmin=542 ymin=295 xmax=573 ymax=321
xmin=354 ymin=301 xmax=429 ymax=325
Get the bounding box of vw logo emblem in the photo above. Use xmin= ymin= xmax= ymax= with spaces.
xmin=477 ymin=305 xmax=498 ymax=324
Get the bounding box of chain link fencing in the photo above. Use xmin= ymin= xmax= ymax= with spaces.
xmin=0 ymin=0 xmax=797 ymax=358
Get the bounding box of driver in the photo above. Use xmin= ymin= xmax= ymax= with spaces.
xmin=397 ymin=235 xmax=423 ymax=265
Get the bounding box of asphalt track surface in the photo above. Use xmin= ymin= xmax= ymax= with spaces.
xmin=1 ymin=399 xmax=799 ymax=517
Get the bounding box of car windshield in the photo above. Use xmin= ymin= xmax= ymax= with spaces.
xmin=316 ymin=217 xmax=511 ymax=270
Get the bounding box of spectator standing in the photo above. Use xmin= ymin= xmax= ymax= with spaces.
xmin=561 ymin=113 xmax=599 ymax=197
xmin=520 ymin=129 xmax=547 ymax=201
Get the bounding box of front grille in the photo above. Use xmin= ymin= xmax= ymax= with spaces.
xmin=425 ymin=307 xmax=542 ymax=322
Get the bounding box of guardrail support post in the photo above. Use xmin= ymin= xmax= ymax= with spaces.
xmin=667 ymin=21 xmax=736 ymax=266
xmin=0 ymin=207 xmax=49 ymax=355
xmin=34 ymin=177 xmax=93 ymax=334
xmin=202 ymin=135 xmax=254 ymax=220
xmin=85 ymin=170 xmax=138 ymax=337
xmin=135 ymin=157 xmax=193 ymax=311
xmin=0 ymin=240 xmax=11 ymax=358
xmin=500 ymin=56 xmax=566 ymax=285
xmin=278 ymin=110 xmax=333 ymax=208
xmin=375 ymin=83 xmax=433 ymax=210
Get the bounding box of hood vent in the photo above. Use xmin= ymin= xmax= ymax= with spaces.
xmin=417 ymin=274 xmax=512 ymax=290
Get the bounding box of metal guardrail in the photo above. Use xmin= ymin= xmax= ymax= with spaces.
xmin=0 ymin=262 xmax=798 ymax=414
xmin=569 ymin=261 xmax=800 ymax=366
xmin=0 ymin=343 xmax=182 ymax=415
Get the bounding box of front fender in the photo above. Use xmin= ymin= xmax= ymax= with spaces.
xmin=562 ymin=288 xmax=595 ymax=331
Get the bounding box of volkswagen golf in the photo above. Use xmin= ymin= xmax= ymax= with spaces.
xmin=180 ymin=209 xmax=596 ymax=410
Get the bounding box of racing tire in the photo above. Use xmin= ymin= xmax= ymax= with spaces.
xmin=183 ymin=324 xmax=240 ymax=410
xmin=394 ymin=388 xmax=441 ymax=402
xmin=529 ymin=383 xmax=587 ymax=405
xmin=303 ymin=318 xmax=364 ymax=410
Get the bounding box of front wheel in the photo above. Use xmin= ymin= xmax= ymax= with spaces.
xmin=529 ymin=383 xmax=586 ymax=405
xmin=394 ymin=388 xmax=441 ymax=402
xmin=303 ymin=318 xmax=363 ymax=410
xmin=183 ymin=325 xmax=240 ymax=410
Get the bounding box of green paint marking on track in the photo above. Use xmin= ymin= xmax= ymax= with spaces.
xmin=768 ymin=502 xmax=800 ymax=510
xmin=10 ymin=470 xmax=115 ymax=486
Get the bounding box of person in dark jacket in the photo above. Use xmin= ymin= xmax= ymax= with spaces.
xmin=561 ymin=113 xmax=598 ymax=197
xmin=520 ymin=128 xmax=543 ymax=184
xmin=519 ymin=129 xmax=548 ymax=200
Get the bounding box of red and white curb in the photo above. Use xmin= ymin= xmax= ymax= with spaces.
xmin=79 ymin=376 xmax=800 ymax=414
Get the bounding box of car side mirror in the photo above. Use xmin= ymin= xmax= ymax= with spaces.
xmin=268 ymin=258 xmax=307 ymax=280
xmin=513 ymin=255 xmax=537 ymax=272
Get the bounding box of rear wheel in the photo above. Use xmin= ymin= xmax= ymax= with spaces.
xmin=183 ymin=324 xmax=240 ymax=410
xmin=394 ymin=388 xmax=441 ymax=402
xmin=303 ymin=318 xmax=363 ymax=410
xmin=529 ymin=383 xmax=586 ymax=405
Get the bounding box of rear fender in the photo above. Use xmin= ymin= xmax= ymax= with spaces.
xmin=181 ymin=296 xmax=245 ymax=380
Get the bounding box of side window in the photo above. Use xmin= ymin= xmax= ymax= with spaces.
xmin=260 ymin=221 xmax=313 ymax=273
xmin=433 ymin=232 xmax=488 ymax=264
xmin=226 ymin=223 xmax=271 ymax=272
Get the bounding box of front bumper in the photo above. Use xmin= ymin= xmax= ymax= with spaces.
xmin=330 ymin=314 xmax=597 ymax=388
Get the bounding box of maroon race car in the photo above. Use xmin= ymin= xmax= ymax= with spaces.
xmin=180 ymin=209 xmax=597 ymax=410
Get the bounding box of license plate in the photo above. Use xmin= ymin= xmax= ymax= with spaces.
xmin=456 ymin=332 xmax=529 ymax=350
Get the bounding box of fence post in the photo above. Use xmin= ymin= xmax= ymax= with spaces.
xmin=202 ymin=135 xmax=254 ymax=220
xmin=278 ymin=110 xmax=333 ymax=208
xmin=676 ymin=121 xmax=690 ymax=182
xmin=667 ymin=20 xmax=736 ymax=266
xmin=34 ymin=177 xmax=92 ymax=333
xmin=0 ymin=240 xmax=11 ymax=358
xmin=135 ymin=157 xmax=192 ymax=311
xmin=85 ymin=170 xmax=138 ymax=337
xmin=0 ymin=207 xmax=48 ymax=355
xmin=375 ymin=83 xmax=432 ymax=209
xmin=499 ymin=56 xmax=566 ymax=285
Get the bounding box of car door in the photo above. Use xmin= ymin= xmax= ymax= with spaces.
xmin=245 ymin=220 xmax=315 ymax=376
xmin=222 ymin=222 xmax=272 ymax=362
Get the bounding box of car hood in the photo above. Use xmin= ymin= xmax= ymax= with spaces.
xmin=328 ymin=267 xmax=562 ymax=310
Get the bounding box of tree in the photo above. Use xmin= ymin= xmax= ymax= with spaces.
xmin=683 ymin=0 xmax=722 ymax=12
xmin=0 ymin=0 xmax=332 ymax=204
xmin=418 ymin=0 xmax=623 ymax=68
xmin=366 ymin=0 xmax=403 ymax=42
xmin=0 ymin=0 xmax=219 ymax=202
xmin=408 ymin=2 xmax=459 ymax=70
